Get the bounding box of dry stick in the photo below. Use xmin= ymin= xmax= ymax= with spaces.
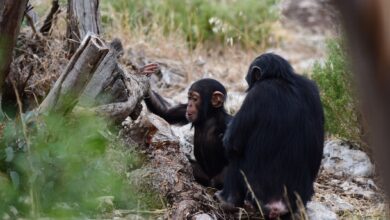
xmin=11 ymin=80 xmax=39 ymax=218
xmin=294 ymin=192 xmax=308 ymax=220
xmin=40 ymin=0 xmax=60 ymax=35
xmin=24 ymin=12 xmax=38 ymax=36
xmin=240 ymin=170 xmax=265 ymax=218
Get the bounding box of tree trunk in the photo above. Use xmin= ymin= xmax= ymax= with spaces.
xmin=0 ymin=0 xmax=28 ymax=101
xmin=67 ymin=0 xmax=101 ymax=55
xmin=335 ymin=0 xmax=390 ymax=197
xmin=38 ymin=34 xmax=108 ymax=114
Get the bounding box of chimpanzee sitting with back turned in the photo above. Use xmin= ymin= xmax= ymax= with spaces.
xmin=140 ymin=64 xmax=231 ymax=189
xmin=216 ymin=53 xmax=324 ymax=219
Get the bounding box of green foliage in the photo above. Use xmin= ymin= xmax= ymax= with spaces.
xmin=0 ymin=112 xmax=151 ymax=218
xmin=102 ymin=0 xmax=279 ymax=48
xmin=312 ymin=39 xmax=365 ymax=145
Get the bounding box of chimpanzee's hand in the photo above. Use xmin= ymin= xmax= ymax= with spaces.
xmin=139 ymin=63 xmax=159 ymax=77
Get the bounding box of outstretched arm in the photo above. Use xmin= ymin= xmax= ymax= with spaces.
xmin=139 ymin=63 xmax=189 ymax=125
xmin=144 ymin=90 xmax=189 ymax=125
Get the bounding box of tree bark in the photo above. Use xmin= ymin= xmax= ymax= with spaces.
xmin=0 ymin=0 xmax=28 ymax=99
xmin=67 ymin=0 xmax=101 ymax=55
xmin=38 ymin=34 xmax=108 ymax=114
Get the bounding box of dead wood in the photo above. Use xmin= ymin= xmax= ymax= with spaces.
xmin=79 ymin=39 xmax=124 ymax=107
xmin=67 ymin=0 xmax=101 ymax=55
xmin=38 ymin=34 xmax=108 ymax=114
xmin=40 ymin=0 xmax=60 ymax=35
xmin=91 ymin=66 xmax=150 ymax=123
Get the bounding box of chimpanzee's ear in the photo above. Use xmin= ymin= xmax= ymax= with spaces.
xmin=252 ymin=66 xmax=262 ymax=81
xmin=211 ymin=91 xmax=225 ymax=108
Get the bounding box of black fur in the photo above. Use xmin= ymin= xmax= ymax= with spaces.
xmin=144 ymin=78 xmax=231 ymax=188
xmin=220 ymin=53 xmax=324 ymax=216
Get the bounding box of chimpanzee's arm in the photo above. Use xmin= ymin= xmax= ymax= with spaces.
xmin=144 ymin=90 xmax=189 ymax=125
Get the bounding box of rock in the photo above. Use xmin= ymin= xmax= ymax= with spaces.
xmin=171 ymin=124 xmax=195 ymax=161
xmin=322 ymin=140 xmax=374 ymax=178
xmin=306 ymin=201 xmax=338 ymax=220
xmin=193 ymin=213 xmax=215 ymax=220
xmin=281 ymin=0 xmax=338 ymax=34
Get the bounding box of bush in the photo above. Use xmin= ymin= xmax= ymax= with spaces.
xmin=102 ymin=0 xmax=279 ymax=48
xmin=312 ymin=39 xmax=366 ymax=146
xmin=0 ymin=112 xmax=153 ymax=218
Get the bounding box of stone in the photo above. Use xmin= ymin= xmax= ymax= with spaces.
xmin=322 ymin=140 xmax=374 ymax=178
xmin=306 ymin=201 xmax=338 ymax=220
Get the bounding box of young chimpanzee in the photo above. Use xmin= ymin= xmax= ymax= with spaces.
xmin=141 ymin=64 xmax=231 ymax=189
xmin=216 ymin=53 xmax=324 ymax=219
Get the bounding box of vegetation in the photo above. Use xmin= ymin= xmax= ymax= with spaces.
xmin=312 ymin=39 xmax=366 ymax=147
xmin=0 ymin=112 xmax=156 ymax=218
xmin=101 ymin=0 xmax=280 ymax=48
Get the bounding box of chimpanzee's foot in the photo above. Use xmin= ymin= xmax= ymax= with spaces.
xmin=265 ymin=200 xmax=289 ymax=219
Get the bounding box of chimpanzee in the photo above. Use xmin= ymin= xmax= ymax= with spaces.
xmin=216 ymin=53 xmax=324 ymax=219
xmin=141 ymin=65 xmax=231 ymax=189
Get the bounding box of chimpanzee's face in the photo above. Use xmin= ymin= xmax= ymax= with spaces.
xmin=186 ymin=90 xmax=201 ymax=122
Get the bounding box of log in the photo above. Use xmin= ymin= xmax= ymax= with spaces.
xmin=92 ymin=66 xmax=150 ymax=123
xmin=67 ymin=0 xmax=101 ymax=55
xmin=76 ymin=37 xmax=149 ymax=122
xmin=38 ymin=34 xmax=108 ymax=114
xmin=0 ymin=0 xmax=28 ymax=98
xmin=79 ymin=38 xmax=124 ymax=107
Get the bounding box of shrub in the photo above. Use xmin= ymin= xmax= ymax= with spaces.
xmin=0 ymin=112 xmax=151 ymax=218
xmin=312 ymin=39 xmax=366 ymax=147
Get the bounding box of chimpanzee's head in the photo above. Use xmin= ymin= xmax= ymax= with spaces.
xmin=246 ymin=53 xmax=295 ymax=91
xmin=186 ymin=78 xmax=227 ymax=124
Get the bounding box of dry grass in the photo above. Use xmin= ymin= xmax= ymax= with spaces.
xmin=101 ymin=4 xmax=261 ymax=94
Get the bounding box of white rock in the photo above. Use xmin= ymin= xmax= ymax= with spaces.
xmin=322 ymin=140 xmax=374 ymax=178
xmin=306 ymin=201 xmax=338 ymax=220
xmin=193 ymin=213 xmax=215 ymax=220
